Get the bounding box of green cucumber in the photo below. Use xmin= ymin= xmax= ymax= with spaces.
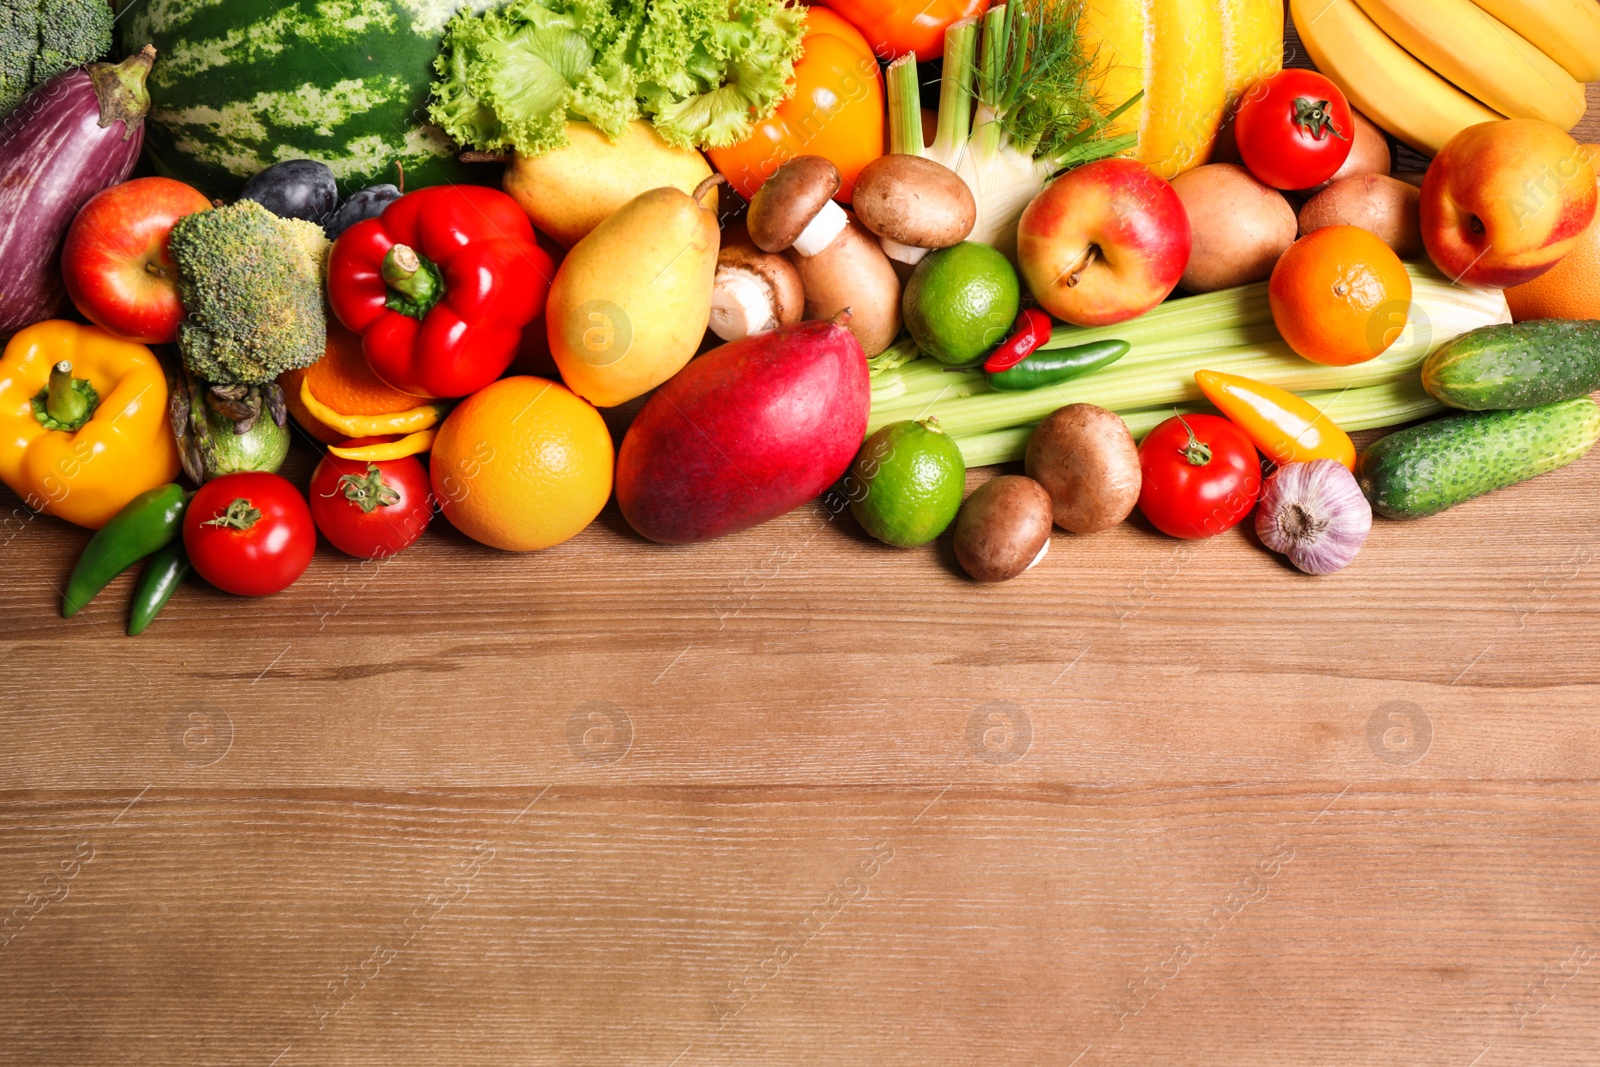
xmin=1357 ymin=398 xmax=1600 ymax=519
xmin=1422 ymin=320 xmax=1600 ymax=410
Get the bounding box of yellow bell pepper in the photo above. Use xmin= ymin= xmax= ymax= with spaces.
xmin=0 ymin=321 xmax=181 ymax=529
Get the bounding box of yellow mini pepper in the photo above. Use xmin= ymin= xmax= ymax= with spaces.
xmin=1195 ymin=369 xmax=1357 ymax=471
xmin=0 ymin=321 xmax=181 ymax=529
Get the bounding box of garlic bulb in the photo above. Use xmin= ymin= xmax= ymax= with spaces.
xmin=1256 ymin=459 xmax=1372 ymax=575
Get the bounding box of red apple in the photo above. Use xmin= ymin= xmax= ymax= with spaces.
xmin=1420 ymin=119 xmax=1598 ymax=289
xmin=1016 ymin=159 xmax=1191 ymax=327
xmin=61 ymin=176 xmax=212 ymax=343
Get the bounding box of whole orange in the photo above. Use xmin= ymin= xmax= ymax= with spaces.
xmin=430 ymin=376 xmax=613 ymax=552
xmin=1505 ymin=145 xmax=1600 ymax=322
xmin=1269 ymin=225 xmax=1413 ymax=366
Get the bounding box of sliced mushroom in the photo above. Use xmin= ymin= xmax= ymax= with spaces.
xmin=787 ymin=216 xmax=902 ymax=357
xmin=853 ymin=155 xmax=976 ymax=266
xmin=748 ymin=156 xmax=848 ymax=257
xmin=709 ymin=228 xmax=805 ymax=342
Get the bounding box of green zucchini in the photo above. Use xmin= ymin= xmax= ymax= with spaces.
xmin=1422 ymin=320 xmax=1600 ymax=410
xmin=1357 ymin=398 xmax=1600 ymax=519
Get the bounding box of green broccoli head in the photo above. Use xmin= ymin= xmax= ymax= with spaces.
xmin=1 ymin=0 xmax=114 ymax=116
xmin=169 ymin=200 xmax=327 ymax=386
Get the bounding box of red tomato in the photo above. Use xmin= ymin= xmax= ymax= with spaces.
xmin=184 ymin=472 xmax=316 ymax=596
xmin=309 ymin=440 xmax=434 ymax=559
xmin=1137 ymin=414 xmax=1262 ymax=539
xmin=60 ymin=177 xmax=212 ymax=344
xmin=1233 ymin=70 xmax=1355 ymax=190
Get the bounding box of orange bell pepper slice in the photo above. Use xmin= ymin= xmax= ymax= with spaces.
xmin=1195 ymin=369 xmax=1357 ymax=470
xmin=707 ymin=8 xmax=885 ymax=203
xmin=819 ymin=0 xmax=992 ymax=62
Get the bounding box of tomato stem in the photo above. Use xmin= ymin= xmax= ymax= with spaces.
xmin=202 ymin=498 xmax=261 ymax=530
xmin=1291 ymin=96 xmax=1349 ymax=142
xmin=1175 ymin=413 xmax=1212 ymax=466
xmin=336 ymin=464 xmax=401 ymax=514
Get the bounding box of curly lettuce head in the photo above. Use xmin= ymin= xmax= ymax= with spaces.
xmin=429 ymin=0 xmax=806 ymax=157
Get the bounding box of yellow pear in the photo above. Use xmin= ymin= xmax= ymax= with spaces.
xmin=503 ymin=120 xmax=713 ymax=248
xmin=547 ymin=177 xmax=722 ymax=408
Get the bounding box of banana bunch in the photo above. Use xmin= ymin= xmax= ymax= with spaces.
xmin=1292 ymin=0 xmax=1600 ymax=155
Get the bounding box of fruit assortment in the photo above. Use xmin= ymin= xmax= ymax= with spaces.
xmin=0 ymin=0 xmax=1598 ymax=631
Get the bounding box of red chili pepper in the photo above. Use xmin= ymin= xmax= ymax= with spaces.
xmin=982 ymin=307 xmax=1054 ymax=374
xmin=327 ymin=186 xmax=554 ymax=398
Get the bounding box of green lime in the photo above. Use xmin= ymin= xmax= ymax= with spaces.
xmin=903 ymin=242 xmax=1021 ymax=366
xmin=848 ymin=417 xmax=966 ymax=547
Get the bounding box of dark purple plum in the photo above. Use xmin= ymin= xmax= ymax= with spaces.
xmin=241 ymin=159 xmax=337 ymax=223
xmin=322 ymin=184 xmax=402 ymax=238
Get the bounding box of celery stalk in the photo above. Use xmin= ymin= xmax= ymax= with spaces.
xmin=948 ymin=380 xmax=1449 ymax=467
xmin=868 ymin=263 xmax=1511 ymax=436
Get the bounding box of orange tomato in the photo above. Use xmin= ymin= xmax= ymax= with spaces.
xmin=819 ymin=0 xmax=992 ymax=62
xmin=1268 ymin=225 xmax=1413 ymax=366
xmin=707 ymin=8 xmax=884 ymax=203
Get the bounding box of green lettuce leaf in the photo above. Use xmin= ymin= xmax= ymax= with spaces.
xmin=631 ymin=0 xmax=806 ymax=149
xmin=429 ymin=0 xmax=637 ymax=157
xmin=429 ymin=0 xmax=808 ymax=157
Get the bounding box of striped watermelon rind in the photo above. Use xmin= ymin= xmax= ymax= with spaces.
xmin=116 ymin=0 xmax=499 ymax=197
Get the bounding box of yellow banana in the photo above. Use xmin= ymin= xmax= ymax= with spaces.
xmin=1355 ymin=0 xmax=1585 ymax=129
xmin=1468 ymin=0 xmax=1600 ymax=82
xmin=1290 ymin=0 xmax=1505 ymax=155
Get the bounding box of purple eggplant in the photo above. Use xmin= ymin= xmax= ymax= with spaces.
xmin=0 ymin=47 xmax=154 ymax=335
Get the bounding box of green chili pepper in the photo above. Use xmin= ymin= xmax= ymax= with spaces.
xmin=62 ymin=484 xmax=191 ymax=618
xmin=127 ymin=540 xmax=190 ymax=636
xmin=985 ymin=339 xmax=1131 ymax=392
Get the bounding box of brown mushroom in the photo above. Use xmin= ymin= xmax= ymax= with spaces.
xmin=1025 ymin=404 xmax=1141 ymax=534
xmin=853 ymin=155 xmax=976 ymax=265
xmin=747 ymin=156 xmax=848 ymax=257
xmin=709 ymin=227 xmax=805 ymax=342
xmin=953 ymin=475 xmax=1054 ymax=583
xmin=788 ymin=216 xmax=903 ymax=357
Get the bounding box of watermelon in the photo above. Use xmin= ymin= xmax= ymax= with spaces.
xmin=115 ymin=0 xmax=499 ymax=198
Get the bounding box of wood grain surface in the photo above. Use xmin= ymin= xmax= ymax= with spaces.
xmin=2 ymin=51 xmax=1599 ymax=1067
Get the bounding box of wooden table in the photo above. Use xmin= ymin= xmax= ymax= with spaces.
xmin=3 ymin=63 xmax=1599 ymax=1067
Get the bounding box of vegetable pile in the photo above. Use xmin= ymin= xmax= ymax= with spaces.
xmin=3 ymin=0 xmax=1600 ymax=631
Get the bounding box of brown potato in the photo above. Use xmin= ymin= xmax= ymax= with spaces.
xmin=953 ymin=476 xmax=1054 ymax=583
xmin=1301 ymin=109 xmax=1391 ymax=195
xmin=1170 ymin=164 xmax=1298 ymax=293
xmin=1298 ymin=174 xmax=1423 ymax=259
xmin=1024 ymin=404 xmax=1140 ymax=535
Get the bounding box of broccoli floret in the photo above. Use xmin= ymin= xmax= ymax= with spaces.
xmin=281 ymin=217 xmax=332 ymax=281
xmin=0 ymin=0 xmax=114 ymax=116
xmin=169 ymin=200 xmax=327 ymax=386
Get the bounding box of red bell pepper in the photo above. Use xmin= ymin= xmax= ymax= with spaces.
xmin=327 ymin=186 xmax=553 ymax=398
